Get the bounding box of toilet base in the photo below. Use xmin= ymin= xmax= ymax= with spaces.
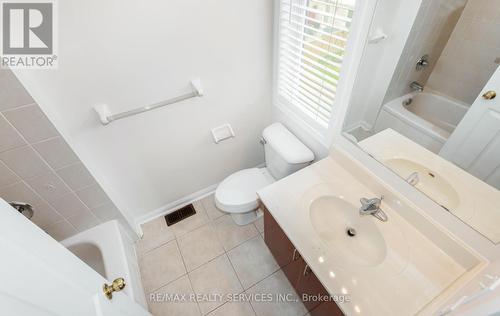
xmin=231 ymin=208 xmax=263 ymax=226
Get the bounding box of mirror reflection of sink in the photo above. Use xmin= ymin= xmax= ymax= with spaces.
xmin=384 ymin=158 xmax=460 ymax=211
xmin=309 ymin=195 xmax=387 ymax=267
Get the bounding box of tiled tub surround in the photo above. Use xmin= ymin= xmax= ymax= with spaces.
xmin=383 ymin=0 xmax=467 ymax=103
xmin=0 ymin=69 xmax=126 ymax=240
xmin=136 ymin=194 xmax=308 ymax=316
xmin=427 ymin=0 xmax=500 ymax=104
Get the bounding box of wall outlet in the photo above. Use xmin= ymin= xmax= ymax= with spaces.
xmin=495 ymin=57 xmax=500 ymax=64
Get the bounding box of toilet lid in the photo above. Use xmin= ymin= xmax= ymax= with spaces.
xmin=215 ymin=168 xmax=275 ymax=214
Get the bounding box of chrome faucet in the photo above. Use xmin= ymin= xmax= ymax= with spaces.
xmin=410 ymin=81 xmax=424 ymax=92
xmin=359 ymin=196 xmax=388 ymax=222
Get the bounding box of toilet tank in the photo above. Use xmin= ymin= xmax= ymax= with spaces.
xmin=262 ymin=123 xmax=315 ymax=180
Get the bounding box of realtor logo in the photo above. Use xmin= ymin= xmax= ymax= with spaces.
xmin=1 ymin=0 xmax=57 ymax=68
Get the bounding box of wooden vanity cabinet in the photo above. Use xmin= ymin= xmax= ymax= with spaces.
xmin=262 ymin=205 xmax=344 ymax=316
xmin=263 ymin=204 xmax=296 ymax=268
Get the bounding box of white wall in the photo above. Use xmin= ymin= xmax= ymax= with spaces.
xmin=14 ymin=0 xmax=273 ymax=224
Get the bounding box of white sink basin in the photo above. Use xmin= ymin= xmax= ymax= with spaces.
xmin=309 ymin=196 xmax=387 ymax=267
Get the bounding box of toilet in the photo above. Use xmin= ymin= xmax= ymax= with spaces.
xmin=215 ymin=123 xmax=314 ymax=225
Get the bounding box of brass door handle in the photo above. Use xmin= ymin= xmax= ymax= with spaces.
xmin=483 ymin=91 xmax=496 ymax=100
xmin=103 ymin=277 xmax=126 ymax=299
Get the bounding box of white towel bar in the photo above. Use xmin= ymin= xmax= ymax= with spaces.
xmin=94 ymin=79 xmax=204 ymax=125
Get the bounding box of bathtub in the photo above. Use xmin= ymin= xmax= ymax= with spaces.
xmin=374 ymin=91 xmax=469 ymax=153
xmin=61 ymin=220 xmax=147 ymax=308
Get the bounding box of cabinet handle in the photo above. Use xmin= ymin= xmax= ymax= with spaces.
xmin=292 ymin=248 xmax=301 ymax=261
xmin=303 ymin=264 xmax=312 ymax=276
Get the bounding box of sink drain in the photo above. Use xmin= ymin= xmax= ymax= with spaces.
xmin=346 ymin=227 xmax=357 ymax=237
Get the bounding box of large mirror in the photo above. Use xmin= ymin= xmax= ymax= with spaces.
xmin=342 ymin=0 xmax=500 ymax=243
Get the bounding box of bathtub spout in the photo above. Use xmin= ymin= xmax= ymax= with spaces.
xmin=410 ymin=81 xmax=424 ymax=92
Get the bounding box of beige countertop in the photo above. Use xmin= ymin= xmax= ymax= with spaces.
xmin=257 ymin=148 xmax=486 ymax=316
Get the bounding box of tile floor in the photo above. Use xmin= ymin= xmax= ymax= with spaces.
xmin=136 ymin=194 xmax=308 ymax=316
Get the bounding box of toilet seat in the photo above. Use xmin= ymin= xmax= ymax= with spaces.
xmin=215 ymin=168 xmax=275 ymax=214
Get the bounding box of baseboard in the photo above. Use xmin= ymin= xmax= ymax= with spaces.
xmin=134 ymin=184 xmax=218 ymax=235
xmin=133 ymin=162 xmax=267 ymax=236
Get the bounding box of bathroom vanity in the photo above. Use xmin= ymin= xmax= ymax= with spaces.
xmin=262 ymin=204 xmax=343 ymax=315
xmin=258 ymin=149 xmax=487 ymax=316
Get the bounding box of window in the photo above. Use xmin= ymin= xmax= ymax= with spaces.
xmin=276 ymin=0 xmax=356 ymax=128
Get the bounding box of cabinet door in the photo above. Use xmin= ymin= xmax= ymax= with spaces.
xmin=263 ymin=206 xmax=296 ymax=268
xmin=296 ymin=260 xmax=344 ymax=314
xmin=281 ymin=254 xmax=303 ymax=288
xmin=262 ymin=204 xmax=343 ymax=315
xmin=310 ymin=301 xmax=344 ymax=316
xmin=295 ymin=260 xmax=327 ymax=311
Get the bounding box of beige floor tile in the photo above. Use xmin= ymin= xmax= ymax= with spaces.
xmin=149 ymin=275 xmax=201 ymax=316
xmin=170 ymin=201 xmax=209 ymax=237
xmin=227 ymin=236 xmax=279 ymax=289
xmin=201 ymin=194 xmax=226 ymax=221
xmin=140 ymin=240 xmax=187 ymax=292
xmin=136 ymin=216 xmax=175 ymax=257
xmin=246 ymin=270 xmax=307 ymax=316
xmin=253 ymin=216 xmax=264 ymax=234
xmin=213 ymin=215 xmax=258 ymax=251
xmin=178 ymin=224 xmax=225 ymax=271
xmin=189 ymin=254 xmax=244 ymax=315
xmin=207 ymin=301 xmax=256 ymax=316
